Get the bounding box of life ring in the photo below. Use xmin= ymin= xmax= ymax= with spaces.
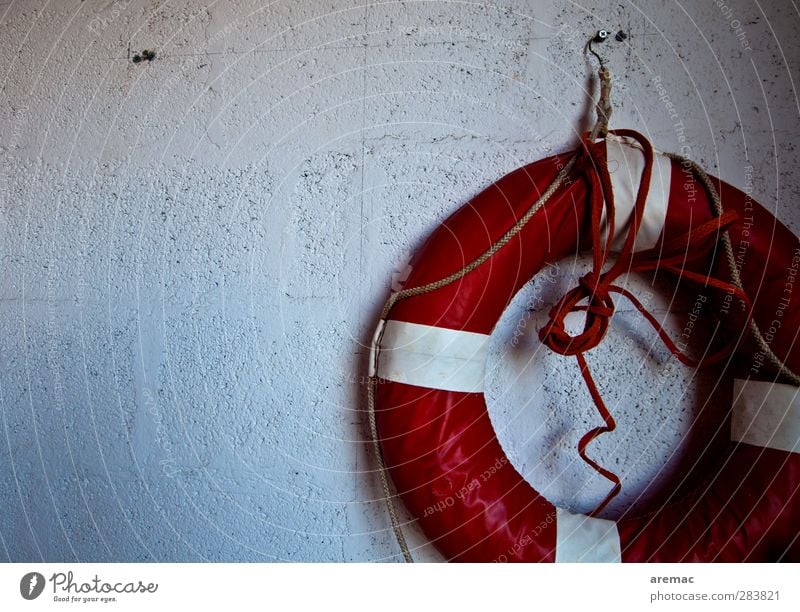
xmin=368 ymin=125 xmax=800 ymax=562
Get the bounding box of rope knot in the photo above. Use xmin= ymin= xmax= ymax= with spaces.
xmin=538 ymin=271 xmax=616 ymax=356
xmin=534 ymin=129 xmax=750 ymax=518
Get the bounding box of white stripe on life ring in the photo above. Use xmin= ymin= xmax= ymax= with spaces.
xmin=372 ymin=320 xmax=489 ymax=393
xmin=555 ymin=507 xmax=621 ymax=563
xmin=602 ymin=135 xmax=671 ymax=252
xmin=731 ymin=379 xmax=800 ymax=454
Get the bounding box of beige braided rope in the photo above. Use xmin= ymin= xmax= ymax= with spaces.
xmin=366 ymin=376 xmax=413 ymax=562
xmin=665 ymin=152 xmax=800 ymax=386
xmin=379 ymin=158 xmax=579 ymax=321
xmin=594 ymin=66 xmax=613 ymax=138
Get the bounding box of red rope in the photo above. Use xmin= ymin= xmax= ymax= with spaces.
xmin=538 ymin=129 xmax=752 ymax=516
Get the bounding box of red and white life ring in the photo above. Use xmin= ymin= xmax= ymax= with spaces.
xmin=369 ymin=128 xmax=800 ymax=562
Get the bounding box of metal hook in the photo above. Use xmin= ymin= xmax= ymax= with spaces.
xmin=586 ymin=30 xmax=609 ymax=67
xmin=584 ymin=30 xmax=615 ymax=139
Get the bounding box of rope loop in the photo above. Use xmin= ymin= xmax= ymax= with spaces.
xmin=539 ymin=271 xmax=615 ymax=356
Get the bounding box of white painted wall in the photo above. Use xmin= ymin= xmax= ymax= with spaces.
xmin=1 ymin=0 xmax=798 ymax=562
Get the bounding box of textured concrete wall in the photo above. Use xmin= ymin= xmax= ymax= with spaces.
xmin=1 ymin=0 xmax=798 ymax=562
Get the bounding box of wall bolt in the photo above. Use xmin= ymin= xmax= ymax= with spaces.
xmin=593 ymin=30 xmax=609 ymax=43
